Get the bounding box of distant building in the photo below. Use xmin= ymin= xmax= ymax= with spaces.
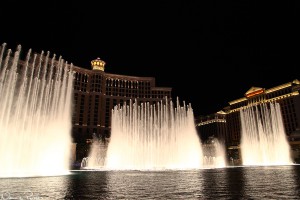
xmin=195 ymin=111 xmax=227 ymax=143
xmin=196 ymin=79 xmax=300 ymax=163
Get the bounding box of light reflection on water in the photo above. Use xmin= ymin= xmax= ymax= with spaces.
xmin=0 ymin=165 xmax=300 ymax=199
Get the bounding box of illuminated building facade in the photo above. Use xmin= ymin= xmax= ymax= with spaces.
xmin=195 ymin=111 xmax=227 ymax=142
xmin=196 ymin=79 xmax=300 ymax=162
xmin=72 ymin=58 xmax=172 ymax=160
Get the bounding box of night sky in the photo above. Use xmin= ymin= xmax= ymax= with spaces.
xmin=1 ymin=1 xmax=299 ymax=117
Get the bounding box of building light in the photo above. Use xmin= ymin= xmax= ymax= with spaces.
xmin=246 ymin=89 xmax=264 ymax=98
xmin=91 ymin=57 xmax=106 ymax=71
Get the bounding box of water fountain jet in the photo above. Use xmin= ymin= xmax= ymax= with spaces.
xmin=0 ymin=43 xmax=74 ymax=177
xmin=82 ymin=98 xmax=228 ymax=170
xmin=240 ymin=102 xmax=293 ymax=166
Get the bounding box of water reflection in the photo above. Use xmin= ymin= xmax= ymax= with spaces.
xmin=201 ymin=168 xmax=228 ymax=199
xmin=0 ymin=175 xmax=71 ymax=199
xmin=65 ymin=171 xmax=109 ymax=199
xmin=1 ymin=166 xmax=300 ymax=199
xmin=243 ymin=165 xmax=299 ymax=199
xmin=225 ymin=167 xmax=246 ymax=199
xmin=292 ymin=165 xmax=300 ymax=197
xmin=105 ymin=170 xmax=203 ymax=199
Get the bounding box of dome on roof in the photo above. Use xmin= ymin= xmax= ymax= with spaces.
xmin=91 ymin=57 xmax=106 ymax=71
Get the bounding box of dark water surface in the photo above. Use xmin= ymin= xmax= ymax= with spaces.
xmin=1 ymin=165 xmax=300 ymax=199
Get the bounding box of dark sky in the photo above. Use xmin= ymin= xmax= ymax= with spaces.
xmin=1 ymin=1 xmax=299 ymax=117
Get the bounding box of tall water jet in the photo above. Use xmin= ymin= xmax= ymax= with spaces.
xmin=0 ymin=43 xmax=74 ymax=177
xmin=84 ymin=98 xmax=203 ymax=170
xmin=240 ymin=102 xmax=293 ymax=166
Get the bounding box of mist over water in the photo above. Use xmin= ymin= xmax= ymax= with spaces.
xmin=0 ymin=43 xmax=74 ymax=177
xmin=240 ymin=102 xmax=293 ymax=166
xmin=202 ymin=137 xmax=227 ymax=168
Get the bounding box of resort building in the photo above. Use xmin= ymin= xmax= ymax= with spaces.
xmin=72 ymin=58 xmax=172 ymax=160
xmin=195 ymin=111 xmax=227 ymax=143
xmin=196 ymin=79 xmax=300 ymax=163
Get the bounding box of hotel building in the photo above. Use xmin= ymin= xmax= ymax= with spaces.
xmin=196 ymin=79 xmax=300 ymax=163
xmin=72 ymin=58 xmax=172 ymax=160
